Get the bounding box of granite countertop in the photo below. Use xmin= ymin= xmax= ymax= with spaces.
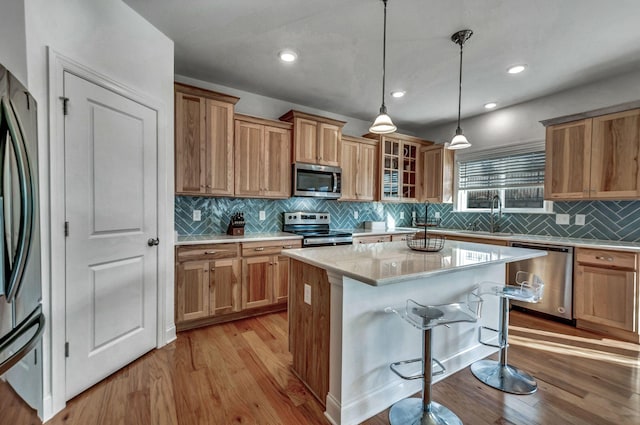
xmin=346 ymin=227 xmax=640 ymax=252
xmin=175 ymin=232 xmax=302 ymax=246
xmin=282 ymin=240 xmax=545 ymax=286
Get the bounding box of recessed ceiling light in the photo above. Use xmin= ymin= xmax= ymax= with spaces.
xmin=390 ymin=90 xmax=405 ymax=98
xmin=507 ymin=64 xmax=527 ymax=74
xmin=279 ymin=50 xmax=297 ymax=63
xmin=484 ymin=102 xmax=497 ymax=109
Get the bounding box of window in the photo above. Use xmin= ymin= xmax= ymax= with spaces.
xmin=455 ymin=142 xmax=553 ymax=213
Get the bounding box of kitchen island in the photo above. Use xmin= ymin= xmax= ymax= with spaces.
xmin=283 ymin=240 xmax=545 ymax=425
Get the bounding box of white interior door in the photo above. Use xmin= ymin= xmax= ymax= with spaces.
xmin=63 ymin=71 xmax=158 ymax=400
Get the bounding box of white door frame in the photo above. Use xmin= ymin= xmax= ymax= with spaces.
xmin=45 ymin=48 xmax=175 ymax=420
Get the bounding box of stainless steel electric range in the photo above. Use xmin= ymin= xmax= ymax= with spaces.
xmin=283 ymin=212 xmax=352 ymax=247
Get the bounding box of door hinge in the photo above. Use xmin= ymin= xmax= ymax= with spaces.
xmin=65 ymin=342 xmax=69 ymax=358
xmin=59 ymin=96 xmax=69 ymax=115
xmin=64 ymin=221 xmax=69 ymax=237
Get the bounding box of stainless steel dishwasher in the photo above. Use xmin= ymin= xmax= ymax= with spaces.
xmin=507 ymin=241 xmax=574 ymax=320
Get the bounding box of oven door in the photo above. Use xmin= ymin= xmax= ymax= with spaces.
xmin=293 ymin=163 xmax=341 ymax=198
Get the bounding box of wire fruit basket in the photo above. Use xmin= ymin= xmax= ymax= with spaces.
xmin=406 ymin=201 xmax=445 ymax=252
xmin=406 ymin=231 xmax=445 ymax=252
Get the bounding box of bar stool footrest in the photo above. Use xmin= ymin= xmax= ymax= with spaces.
xmin=390 ymin=357 xmax=446 ymax=380
xmin=478 ymin=325 xmax=507 ymax=349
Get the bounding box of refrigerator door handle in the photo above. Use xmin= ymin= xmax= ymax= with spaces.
xmin=0 ymin=96 xmax=34 ymax=303
xmin=0 ymin=304 xmax=44 ymax=375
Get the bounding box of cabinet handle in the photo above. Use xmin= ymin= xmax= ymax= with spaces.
xmin=204 ymin=250 xmax=218 ymax=254
xmin=269 ymin=262 xmax=274 ymax=265
xmin=595 ymin=256 xmax=614 ymax=262
xmin=282 ymin=245 xmax=293 ymax=249
xmin=210 ymin=268 xmax=215 ymax=271
xmin=255 ymin=247 xmax=265 ymax=251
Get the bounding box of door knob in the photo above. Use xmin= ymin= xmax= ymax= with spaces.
xmin=147 ymin=238 xmax=160 ymax=247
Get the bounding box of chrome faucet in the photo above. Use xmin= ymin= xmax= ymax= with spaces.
xmin=490 ymin=194 xmax=502 ymax=233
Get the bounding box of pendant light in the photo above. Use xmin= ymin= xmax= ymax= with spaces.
xmin=447 ymin=29 xmax=473 ymax=150
xmin=369 ymin=0 xmax=397 ymax=134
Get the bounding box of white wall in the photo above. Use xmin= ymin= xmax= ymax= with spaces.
xmin=176 ymin=74 xmax=380 ymax=137
xmin=23 ymin=0 xmax=174 ymax=420
xmin=0 ymin=0 xmax=28 ymax=84
xmin=422 ymin=68 xmax=640 ymax=152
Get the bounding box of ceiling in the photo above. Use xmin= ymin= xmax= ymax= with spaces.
xmin=124 ymin=0 xmax=640 ymax=134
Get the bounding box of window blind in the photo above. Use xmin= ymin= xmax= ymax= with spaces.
xmin=458 ymin=151 xmax=545 ymax=190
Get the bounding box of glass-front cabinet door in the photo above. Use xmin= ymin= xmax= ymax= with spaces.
xmin=381 ymin=137 xmax=419 ymax=202
xmin=382 ymin=137 xmax=400 ymax=200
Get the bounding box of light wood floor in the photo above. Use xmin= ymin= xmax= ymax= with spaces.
xmin=4 ymin=311 xmax=640 ymax=425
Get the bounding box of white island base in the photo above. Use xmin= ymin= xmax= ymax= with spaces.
xmin=285 ymin=241 xmax=545 ymax=425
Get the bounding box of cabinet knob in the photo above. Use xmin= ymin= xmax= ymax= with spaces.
xmin=283 ymin=245 xmax=293 ymax=249
xmin=255 ymin=247 xmax=265 ymax=251
xmin=269 ymin=262 xmax=274 ymax=265
xmin=211 ymin=268 xmax=215 ymax=271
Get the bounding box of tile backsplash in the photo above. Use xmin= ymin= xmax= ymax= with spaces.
xmin=176 ymin=197 xmax=640 ymax=242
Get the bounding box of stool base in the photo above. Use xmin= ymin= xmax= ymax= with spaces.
xmin=389 ymin=397 xmax=463 ymax=425
xmin=470 ymin=359 xmax=537 ymax=395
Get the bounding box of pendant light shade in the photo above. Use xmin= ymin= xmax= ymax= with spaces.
xmin=369 ymin=0 xmax=397 ymax=134
xmin=447 ymin=29 xmax=473 ymax=150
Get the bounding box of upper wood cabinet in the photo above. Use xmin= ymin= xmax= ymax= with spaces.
xmin=419 ymin=144 xmax=454 ymax=203
xmin=544 ymin=108 xmax=640 ymax=200
xmin=340 ymin=135 xmax=378 ymax=201
xmin=234 ymin=114 xmax=292 ymax=199
xmin=279 ymin=110 xmax=346 ymax=166
xmin=175 ymin=83 xmax=239 ymax=196
xmin=363 ymin=132 xmax=433 ymax=202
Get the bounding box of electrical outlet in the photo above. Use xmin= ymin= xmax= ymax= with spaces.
xmin=304 ymin=284 xmax=311 ymax=305
xmin=555 ymin=214 xmax=570 ymax=225
xmin=435 ymin=212 xmax=441 ymax=219
xmin=259 ymin=210 xmax=266 ymax=221
xmin=193 ymin=210 xmax=201 ymax=221
xmin=354 ymin=211 xmax=359 ymax=219
xmin=575 ymin=214 xmax=586 ymax=225
xmin=400 ymin=212 xmax=404 ymax=219
xmin=412 ymin=211 xmax=416 ymax=219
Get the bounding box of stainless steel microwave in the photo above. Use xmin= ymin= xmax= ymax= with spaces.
xmin=292 ymin=163 xmax=342 ymax=198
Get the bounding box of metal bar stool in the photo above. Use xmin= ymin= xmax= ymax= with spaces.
xmin=385 ymin=291 xmax=482 ymax=425
xmin=471 ymin=271 xmax=544 ymax=395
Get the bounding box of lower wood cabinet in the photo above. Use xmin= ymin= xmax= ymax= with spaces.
xmin=175 ymin=238 xmax=301 ymax=330
xmin=574 ymin=248 xmax=639 ymax=342
xmin=443 ymin=234 xmax=509 ymax=246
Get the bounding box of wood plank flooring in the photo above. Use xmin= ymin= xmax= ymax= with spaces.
xmin=3 ymin=311 xmax=639 ymax=425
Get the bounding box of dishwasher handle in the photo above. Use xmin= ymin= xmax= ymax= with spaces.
xmin=510 ymin=242 xmax=572 ymax=253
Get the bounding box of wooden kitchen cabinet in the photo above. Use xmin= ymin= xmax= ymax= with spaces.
xmin=234 ymin=114 xmax=292 ymax=198
xmin=419 ymin=144 xmax=454 ymax=203
xmin=175 ymin=238 xmax=300 ymax=331
xmin=574 ymin=247 xmax=639 ymax=342
xmin=340 ymin=135 xmax=378 ymax=201
xmin=176 ymin=260 xmax=210 ymax=322
xmin=241 ymin=239 xmax=302 ymax=309
xmin=544 ymin=108 xmax=640 ymax=200
xmin=279 ymin=110 xmax=346 ymax=166
xmin=364 ymin=132 xmax=433 ymax=202
xmin=175 ymin=83 xmax=239 ymax=196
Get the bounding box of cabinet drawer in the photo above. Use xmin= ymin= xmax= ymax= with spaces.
xmin=392 ymin=233 xmax=415 ymax=242
xmin=242 ymin=239 xmax=302 ymax=257
xmin=177 ymin=243 xmax=239 ymax=261
xmin=576 ymin=248 xmax=637 ymax=270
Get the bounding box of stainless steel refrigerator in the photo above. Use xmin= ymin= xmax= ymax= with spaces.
xmin=0 ymin=64 xmax=44 ymax=415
